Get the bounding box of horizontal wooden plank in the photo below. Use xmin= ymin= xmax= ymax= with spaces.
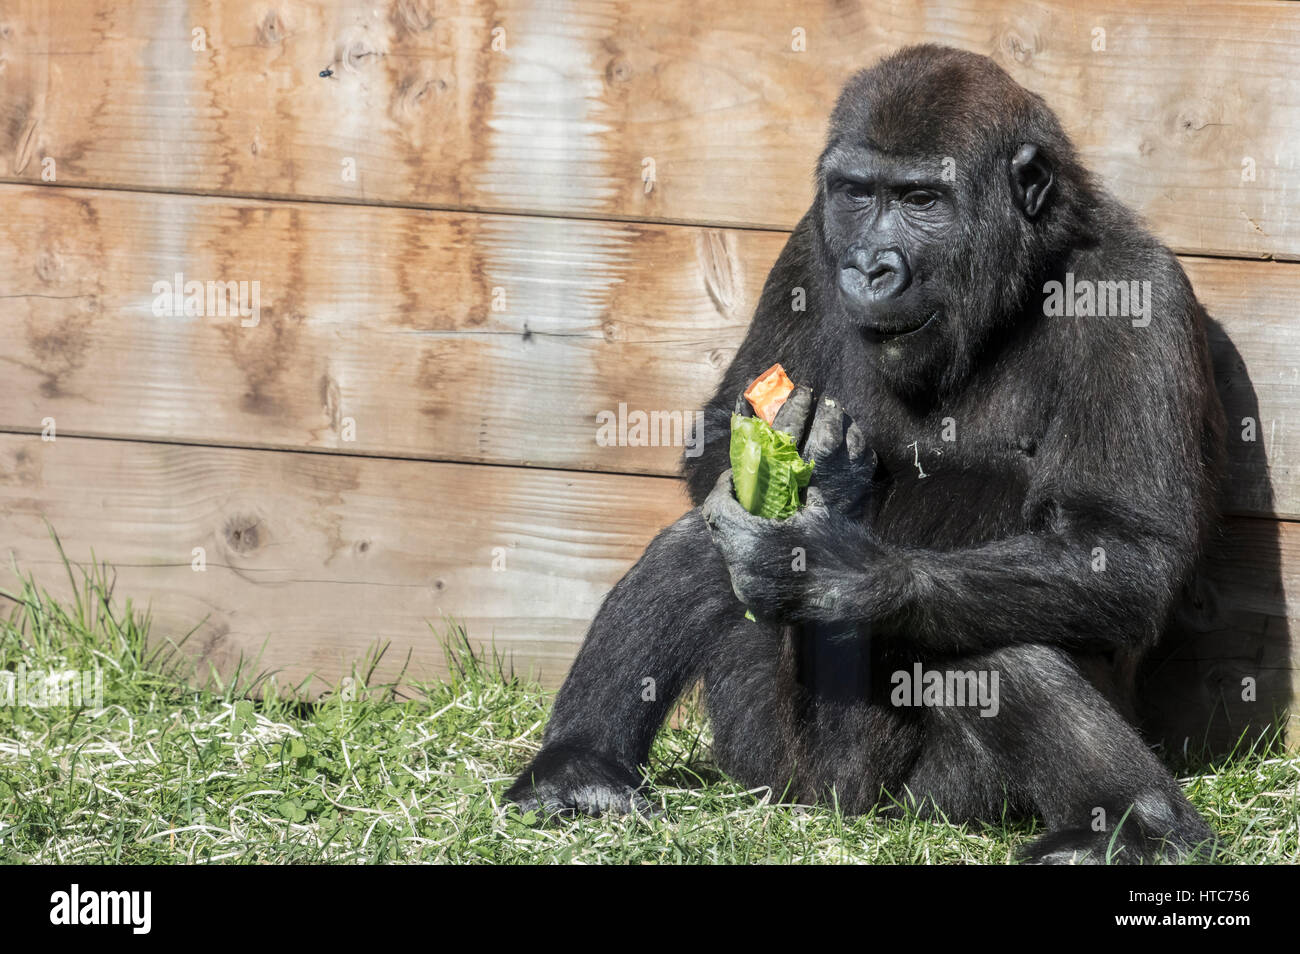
xmin=1 ymin=1 xmax=1298 ymax=258
xmin=0 ymin=184 xmax=747 ymax=478
xmin=0 ymin=433 xmax=691 ymax=687
xmin=1198 ymin=262 xmax=1300 ymax=519
xmin=0 ymin=434 xmax=1292 ymax=752
xmin=0 ymin=185 xmax=1296 ymax=516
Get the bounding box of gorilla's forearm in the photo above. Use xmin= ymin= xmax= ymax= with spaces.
xmin=538 ymin=508 xmax=741 ymax=764
xmin=799 ymin=518 xmax=1187 ymax=655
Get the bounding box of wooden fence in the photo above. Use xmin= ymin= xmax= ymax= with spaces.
xmin=0 ymin=0 xmax=1296 ymax=751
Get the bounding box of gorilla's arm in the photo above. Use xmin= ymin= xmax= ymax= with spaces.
xmin=703 ymin=336 xmax=1214 ymax=656
xmin=704 ymin=483 xmax=1191 ymax=654
xmin=504 ymin=509 xmax=752 ymax=815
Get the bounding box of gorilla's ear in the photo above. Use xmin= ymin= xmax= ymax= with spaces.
xmin=1010 ymin=143 xmax=1054 ymax=218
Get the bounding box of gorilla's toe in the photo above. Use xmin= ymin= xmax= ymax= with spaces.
xmin=1021 ymin=823 xmax=1212 ymax=865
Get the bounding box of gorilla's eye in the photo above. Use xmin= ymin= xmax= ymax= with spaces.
xmin=902 ymin=190 xmax=938 ymax=209
xmin=835 ymin=179 xmax=873 ymax=201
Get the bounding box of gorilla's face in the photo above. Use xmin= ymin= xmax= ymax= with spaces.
xmin=815 ymin=131 xmax=1055 ymax=397
xmin=819 ymin=145 xmax=957 ymax=341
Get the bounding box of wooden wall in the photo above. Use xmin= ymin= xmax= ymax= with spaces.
xmin=0 ymin=0 xmax=1296 ymax=751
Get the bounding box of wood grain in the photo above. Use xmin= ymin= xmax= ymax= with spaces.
xmin=0 ymin=0 xmax=1298 ymax=257
xmin=0 ymin=185 xmax=1296 ymax=515
xmin=0 ymin=433 xmax=691 ymax=688
xmin=0 ymin=433 xmax=1291 ymax=750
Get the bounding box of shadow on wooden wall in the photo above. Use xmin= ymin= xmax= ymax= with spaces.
xmin=1143 ymin=319 xmax=1291 ymax=755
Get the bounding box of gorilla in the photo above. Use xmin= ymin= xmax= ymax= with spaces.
xmin=506 ymin=44 xmax=1225 ymax=864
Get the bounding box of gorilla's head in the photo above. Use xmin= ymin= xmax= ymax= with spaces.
xmin=814 ymin=45 xmax=1092 ymax=396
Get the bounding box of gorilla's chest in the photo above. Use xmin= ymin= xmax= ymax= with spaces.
xmin=815 ymin=352 xmax=1055 ymax=547
xmin=860 ymin=410 xmax=1044 ymax=549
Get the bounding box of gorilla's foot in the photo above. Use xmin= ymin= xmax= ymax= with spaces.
xmin=504 ymin=744 xmax=654 ymax=818
xmin=1021 ymin=820 xmax=1216 ymax=865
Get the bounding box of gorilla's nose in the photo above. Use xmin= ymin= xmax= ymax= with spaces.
xmin=837 ymin=246 xmax=909 ymax=302
xmin=856 ymin=247 xmax=911 ymax=299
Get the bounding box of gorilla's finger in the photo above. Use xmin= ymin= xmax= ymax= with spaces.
xmin=733 ymin=390 xmax=754 ymax=419
xmin=704 ymin=492 xmax=752 ymax=535
xmin=701 ymin=469 xmax=740 ymax=527
xmin=803 ymin=397 xmax=849 ymax=464
xmin=702 ymin=469 xmax=762 ymax=536
xmin=704 ymin=466 xmax=734 ymax=503
xmin=845 ymin=420 xmax=874 ymax=469
xmin=772 ymin=385 xmax=814 ymax=442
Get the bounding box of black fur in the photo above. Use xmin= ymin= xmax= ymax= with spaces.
xmin=506 ymin=45 xmax=1225 ymax=864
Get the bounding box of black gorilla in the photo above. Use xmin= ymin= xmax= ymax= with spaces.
xmin=506 ymin=45 xmax=1224 ymax=863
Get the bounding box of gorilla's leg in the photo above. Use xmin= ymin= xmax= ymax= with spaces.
xmin=701 ymin=620 xmax=803 ymax=800
xmin=506 ymin=509 xmax=753 ymax=815
xmin=900 ymin=644 xmax=1215 ymax=864
xmin=705 ymin=629 xmax=925 ymax=813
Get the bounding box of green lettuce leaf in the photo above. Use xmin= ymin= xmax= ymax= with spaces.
xmin=729 ymin=414 xmax=814 ymax=520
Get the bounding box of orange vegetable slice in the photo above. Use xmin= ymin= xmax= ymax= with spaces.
xmin=744 ymin=363 xmax=796 ymax=424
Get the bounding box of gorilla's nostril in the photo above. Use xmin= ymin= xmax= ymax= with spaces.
xmin=867 ymin=263 xmax=893 ymax=285
xmin=845 ymin=246 xmax=874 ymax=276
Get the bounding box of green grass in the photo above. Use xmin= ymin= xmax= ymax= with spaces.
xmin=0 ymin=547 xmax=1296 ymax=864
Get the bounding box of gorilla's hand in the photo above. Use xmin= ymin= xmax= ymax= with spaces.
xmin=504 ymin=745 xmax=655 ymax=819
xmin=800 ymin=396 xmax=877 ymax=518
xmin=702 ymin=469 xmax=885 ymax=623
xmin=733 ymin=388 xmax=876 ymax=518
xmin=705 ymin=392 xmax=883 ymax=621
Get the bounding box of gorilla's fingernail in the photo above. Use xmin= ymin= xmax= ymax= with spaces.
xmin=846 ymin=423 xmax=868 ymax=458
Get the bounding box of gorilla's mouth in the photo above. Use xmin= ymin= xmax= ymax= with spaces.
xmin=860 ymin=309 xmax=939 ymax=340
